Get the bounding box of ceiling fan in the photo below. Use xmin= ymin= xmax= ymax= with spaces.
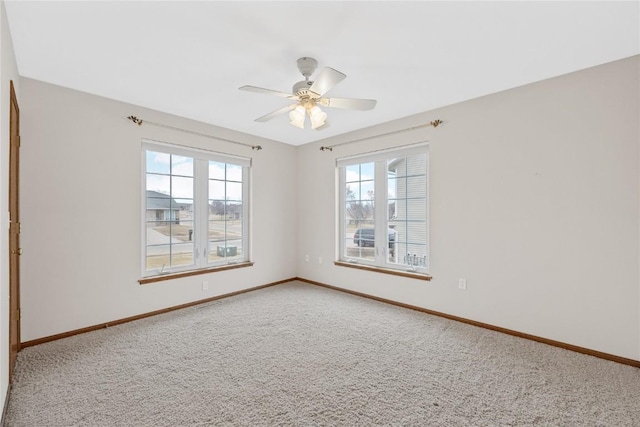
xmin=239 ymin=57 xmax=377 ymax=130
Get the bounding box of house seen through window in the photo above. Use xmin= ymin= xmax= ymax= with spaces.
xmin=143 ymin=140 xmax=250 ymax=276
xmin=339 ymin=145 xmax=429 ymax=274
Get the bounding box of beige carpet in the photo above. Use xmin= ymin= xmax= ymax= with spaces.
xmin=5 ymin=281 xmax=640 ymax=426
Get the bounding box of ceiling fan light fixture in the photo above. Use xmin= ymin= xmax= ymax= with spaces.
xmin=290 ymin=117 xmax=305 ymax=129
xmin=309 ymin=106 xmax=327 ymax=129
xmin=289 ymin=105 xmax=306 ymax=128
xmin=291 ymin=120 xmax=304 ymax=129
xmin=311 ymin=120 xmax=326 ymax=130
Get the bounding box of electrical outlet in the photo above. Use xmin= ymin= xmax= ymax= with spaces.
xmin=202 ymin=281 xmax=209 ymax=291
xmin=305 ymin=254 xmax=309 ymax=262
xmin=458 ymin=278 xmax=467 ymax=290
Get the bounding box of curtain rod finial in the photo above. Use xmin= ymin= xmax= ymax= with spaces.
xmin=128 ymin=115 xmax=143 ymax=126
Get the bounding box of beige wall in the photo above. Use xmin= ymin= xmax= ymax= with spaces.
xmin=12 ymin=51 xmax=640 ymax=363
xmin=19 ymin=78 xmax=298 ymax=342
xmin=297 ymin=56 xmax=640 ymax=361
xmin=0 ymin=0 xmax=19 ymax=408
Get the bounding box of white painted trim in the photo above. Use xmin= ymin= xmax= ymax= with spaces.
xmin=141 ymin=140 xmax=251 ymax=278
xmin=142 ymin=139 xmax=251 ymax=167
xmin=337 ymin=147 xmax=430 ymax=274
xmin=336 ymin=142 xmax=428 ymax=167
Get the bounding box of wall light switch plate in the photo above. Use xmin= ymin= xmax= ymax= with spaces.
xmin=202 ymin=281 xmax=209 ymax=291
xmin=304 ymin=254 xmax=309 ymax=262
xmin=458 ymin=278 xmax=467 ymax=290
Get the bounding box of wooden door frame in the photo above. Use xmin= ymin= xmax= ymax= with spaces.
xmin=9 ymin=80 xmax=20 ymax=382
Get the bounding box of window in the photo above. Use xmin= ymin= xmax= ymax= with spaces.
xmin=143 ymin=141 xmax=250 ymax=277
xmin=338 ymin=145 xmax=429 ymax=274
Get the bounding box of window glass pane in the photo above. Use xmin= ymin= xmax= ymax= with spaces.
xmin=346 ymin=183 xmax=361 ymax=200
xmin=208 ymin=200 xmax=222 ymax=217
xmin=146 ymin=221 xmax=170 ymax=241
xmin=208 ymin=240 xmax=242 ymax=262
xmin=146 ymin=174 xmax=170 ymax=194
xmin=387 ymin=226 xmax=398 ymax=263
xmin=406 ymin=153 xmax=427 ymax=176
xmin=345 ymin=201 xmax=374 ymax=229
xmin=395 ymin=241 xmax=408 ymax=262
xmin=208 ymin=200 xmax=224 ymax=218
xmin=345 ymin=165 xmax=360 ymax=183
xmin=172 ymin=220 xmax=194 ymax=242
xmin=388 ymin=199 xmax=397 ymax=221
xmin=353 ymin=226 xmax=375 ymax=247
xmin=406 ymin=176 xmax=427 ymax=198
xmin=388 ymin=157 xmax=406 ymax=177
xmin=171 ymin=242 xmax=194 ymax=267
xmin=346 ymin=220 xmax=375 ymax=261
xmin=226 ymin=164 xmax=243 ymax=182
xmin=177 ymin=200 xmax=194 ymax=221
xmin=146 ymin=196 xmax=176 ymax=212
xmin=407 ymin=199 xmax=427 ymax=221
xmin=406 ymin=222 xmax=427 ymax=244
xmin=209 ymin=180 xmax=225 ymax=200
xmin=392 ymin=222 xmax=407 ymax=244
xmin=207 ymin=213 xmax=243 ymax=262
xmin=172 ymin=176 xmax=193 ymax=199
xmin=225 ymin=202 xmax=243 ymax=223
xmin=146 ymin=243 xmax=170 ymax=271
xmin=209 ymin=161 xmax=225 ymax=180
xmin=226 ymin=182 xmax=243 ymax=202
xmin=390 ymin=200 xmax=406 ymax=221
xmin=345 ymin=234 xmax=357 ymax=250
xmin=360 ymin=162 xmax=375 ymax=180
xmin=226 ymin=238 xmax=243 ymax=260
xmin=344 ymin=161 xmax=375 ymax=262
xmin=146 ymin=151 xmax=170 ymax=174
xmin=388 ymin=177 xmax=397 ymax=200
xmin=208 ymin=220 xmax=226 ymax=241
xmin=360 ymin=180 xmax=375 ymax=200
xmin=171 ymin=155 xmax=193 ymax=177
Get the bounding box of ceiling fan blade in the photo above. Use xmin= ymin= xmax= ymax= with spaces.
xmin=239 ymin=85 xmax=296 ymax=99
xmin=254 ymin=104 xmax=297 ymax=122
xmin=320 ymin=97 xmax=377 ymax=111
xmin=308 ymin=67 xmax=346 ymax=97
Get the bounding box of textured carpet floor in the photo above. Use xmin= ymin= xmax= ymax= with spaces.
xmin=5 ymin=281 xmax=640 ymax=426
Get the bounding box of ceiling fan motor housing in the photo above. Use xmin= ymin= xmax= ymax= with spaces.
xmin=296 ymin=57 xmax=318 ymax=77
xmin=292 ymin=80 xmax=316 ymax=97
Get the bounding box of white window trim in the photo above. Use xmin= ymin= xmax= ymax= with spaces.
xmin=141 ymin=139 xmax=251 ymax=278
xmin=337 ymin=143 xmax=430 ymax=275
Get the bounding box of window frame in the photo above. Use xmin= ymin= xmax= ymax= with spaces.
xmin=337 ymin=144 xmax=430 ymax=276
xmin=141 ymin=140 xmax=251 ymax=278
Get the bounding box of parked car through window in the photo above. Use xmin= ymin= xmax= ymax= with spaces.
xmin=353 ymin=228 xmax=396 ymax=249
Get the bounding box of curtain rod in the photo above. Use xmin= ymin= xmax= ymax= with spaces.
xmin=127 ymin=116 xmax=263 ymax=151
xmin=319 ymin=119 xmax=443 ymax=152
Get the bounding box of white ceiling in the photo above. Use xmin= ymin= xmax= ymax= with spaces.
xmin=5 ymin=1 xmax=639 ymax=146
